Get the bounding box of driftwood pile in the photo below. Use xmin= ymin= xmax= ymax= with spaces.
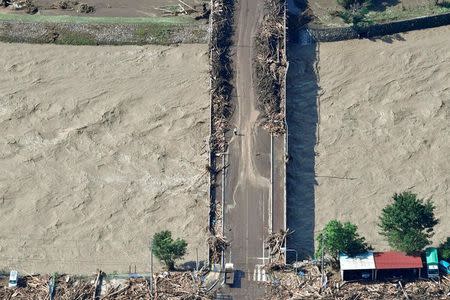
xmin=208 ymin=0 xmax=234 ymax=264
xmin=265 ymin=264 xmax=450 ymax=299
xmin=3 ymin=0 xmax=38 ymax=13
xmin=0 ymin=274 xmax=96 ymax=299
xmin=157 ymin=0 xmax=210 ymax=19
xmin=207 ymin=234 xmax=230 ymax=263
xmin=265 ymin=229 xmax=290 ymax=264
xmin=254 ymin=0 xmax=287 ymax=135
xmin=0 ymin=271 xmax=214 ymax=299
xmin=209 ymin=0 xmax=234 ymax=154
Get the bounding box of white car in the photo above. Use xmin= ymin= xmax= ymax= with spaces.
xmin=8 ymin=270 xmax=18 ymax=288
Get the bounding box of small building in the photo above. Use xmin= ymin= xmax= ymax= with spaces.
xmin=339 ymin=252 xmax=375 ymax=281
xmin=425 ymin=247 xmax=439 ymax=279
xmin=373 ymin=251 xmax=423 ymax=280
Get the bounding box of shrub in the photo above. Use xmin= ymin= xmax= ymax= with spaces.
xmin=152 ymin=231 xmax=187 ymax=270
xmin=439 ymin=237 xmax=450 ymax=260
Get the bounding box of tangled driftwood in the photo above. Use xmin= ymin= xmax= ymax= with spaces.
xmin=265 ymin=264 xmax=450 ymax=300
xmin=208 ymin=234 xmax=230 ymax=264
xmin=265 ymin=229 xmax=291 ymax=264
xmin=0 ymin=270 xmax=214 ymax=299
xmin=254 ymin=0 xmax=287 ymax=135
xmin=208 ymin=0 xmax=234 ymax=264
xmin=209 ymin=0 xmax=234 ymax=154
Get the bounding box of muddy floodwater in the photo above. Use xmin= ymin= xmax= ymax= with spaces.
xmin=287 ymin=26 xmax=450 ymax=257
xmin=0 ymin=43 xmax=210 ymax=274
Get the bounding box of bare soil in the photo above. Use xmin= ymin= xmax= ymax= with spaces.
xmin=0 ymin=42 xmax=210 ymax=274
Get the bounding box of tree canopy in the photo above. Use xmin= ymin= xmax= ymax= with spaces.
xmin=439 ymin=237 xmax=450 ymax=260
xmin=378 ymin=191 xmax=439 ymax=254
xmin=152 ymin=231 xmax=187 ymax=270
xmin=316 ymin=220 xmax=372 ymax=263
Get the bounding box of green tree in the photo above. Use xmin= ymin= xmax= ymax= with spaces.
xmin=152 ymin=231 xmax=187 ymax=270
xmin=316 ymin=220 xmax=372 ymax=264
xmin=439 ymin=237 xmax=450 ymax=260
xmin=337 ymin=0 xmax=369 ymax=9
xmin=378 ymin=191 xmax=439 ymax=254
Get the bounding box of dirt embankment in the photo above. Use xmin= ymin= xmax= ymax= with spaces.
xmin=288 ymin=26 xmax=450 ymax=254
xmin=0 ymin=42 xmax=210 ymax=274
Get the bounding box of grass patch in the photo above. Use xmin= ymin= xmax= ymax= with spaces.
xmin=365 ymin=3 xmax=450 ymax=23
xmin=0 ymin=13 xmax=195 ymax=25
xmin=56 ymin=31 xmax=97 ymax=45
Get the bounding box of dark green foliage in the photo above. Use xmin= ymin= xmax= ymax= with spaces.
xmin=152 ymin=231 xmax=187 ymax=270
xmin=337 ymin=0 xmax=370 ymax=10
xmin=333 ymin=7 xmax=370 ymax=25
xmin=316 ymin=220 xmax=372 ymax=263
xmin=378 ymin=191 xmax=439 ymax=254
xmin=439 ymin=237 xmax=450 ymax=260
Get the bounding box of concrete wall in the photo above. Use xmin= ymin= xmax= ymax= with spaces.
xmin=307 ymin=12 xmax=450 ymax=42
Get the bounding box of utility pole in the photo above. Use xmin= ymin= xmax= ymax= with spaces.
xmin=196 ymin=247 xmax=199 ymax=272
xmin=150 ymin=240 xmax=154 ymax=298
xmin=321 ymin=235 xmax=327 ymax=288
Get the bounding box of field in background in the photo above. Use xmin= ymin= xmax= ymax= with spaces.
xmin=0 ymin=42 xmax=210 ymax=274
xmin=294 ymin=0 xmax=450 ymax=27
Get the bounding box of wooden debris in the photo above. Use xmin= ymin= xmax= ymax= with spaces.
xmin=0 ymin=271 xmax=214 ymax=299
xmin=254 ymin=0 xmax=287 ymax=135
xmin=265 ymin=229 xmax=291 ymax=264
xmin=208 ymin=234 xmax=230 ymax=263
xmin=264 ymin=264 xmax=450 ymax=300
xmin=208 ymin=0 xmax=234 ymax=264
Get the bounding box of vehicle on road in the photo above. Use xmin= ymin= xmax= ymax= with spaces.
xmin=224 ymin=263 xmax=234 ymax=285
xmin=425 ymin=248 xmax=440 ymax=279
xmin=439 ymin=260 xmax=450 ymax=275
xmin=8 ymin=270 xmax=18 ymax=288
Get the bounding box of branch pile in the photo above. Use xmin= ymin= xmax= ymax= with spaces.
xmin=208 ymin=0 xmax=234 ymax=264
xmin=209 ymin=0 xmax=234 ymax=154
xmin=207 ymin=234 xmax=230 ymax=263
xmin=265 ymin=264 xmax=450 ymax=299
xmin=0 ymin=271 xmax=214 ymax=299
xmin=265 ymin=229 xmax=290 ymax=264
xmin=254 ymin=0 xmax=287 ymax=135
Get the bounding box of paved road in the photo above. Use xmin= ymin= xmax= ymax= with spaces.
xmin=219 ymin=0 xmax=285 ymax=298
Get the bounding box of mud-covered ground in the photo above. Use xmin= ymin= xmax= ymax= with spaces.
xmin=1 ymin=0 xmax=207 ymax=17
xmin=0 ymin=43 xmax=210 ymax=274
xmin=287 ymin=26 xmax=450 ymax=255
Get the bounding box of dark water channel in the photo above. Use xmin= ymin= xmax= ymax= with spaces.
xmin=286 ymin=2 xmax=320 ymax=260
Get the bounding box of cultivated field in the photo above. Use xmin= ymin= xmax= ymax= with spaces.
xmin=0 ymin=43 xmax=210 ymax=274
xmin=288 ymin=26 xmax=450 ymax=255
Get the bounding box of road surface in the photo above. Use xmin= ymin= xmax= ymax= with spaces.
xmin=219 ymin=0 xmax=286 ymax=298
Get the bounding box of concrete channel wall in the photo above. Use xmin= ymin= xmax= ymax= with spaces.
xmin=307 ymin=12 xmax=450 ymax=42
xmin=0 ymin=21 xmax=208 ymax=45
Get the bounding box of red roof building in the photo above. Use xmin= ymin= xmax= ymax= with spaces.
xmin=374 ymin=252 xmax=423 ymax=269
